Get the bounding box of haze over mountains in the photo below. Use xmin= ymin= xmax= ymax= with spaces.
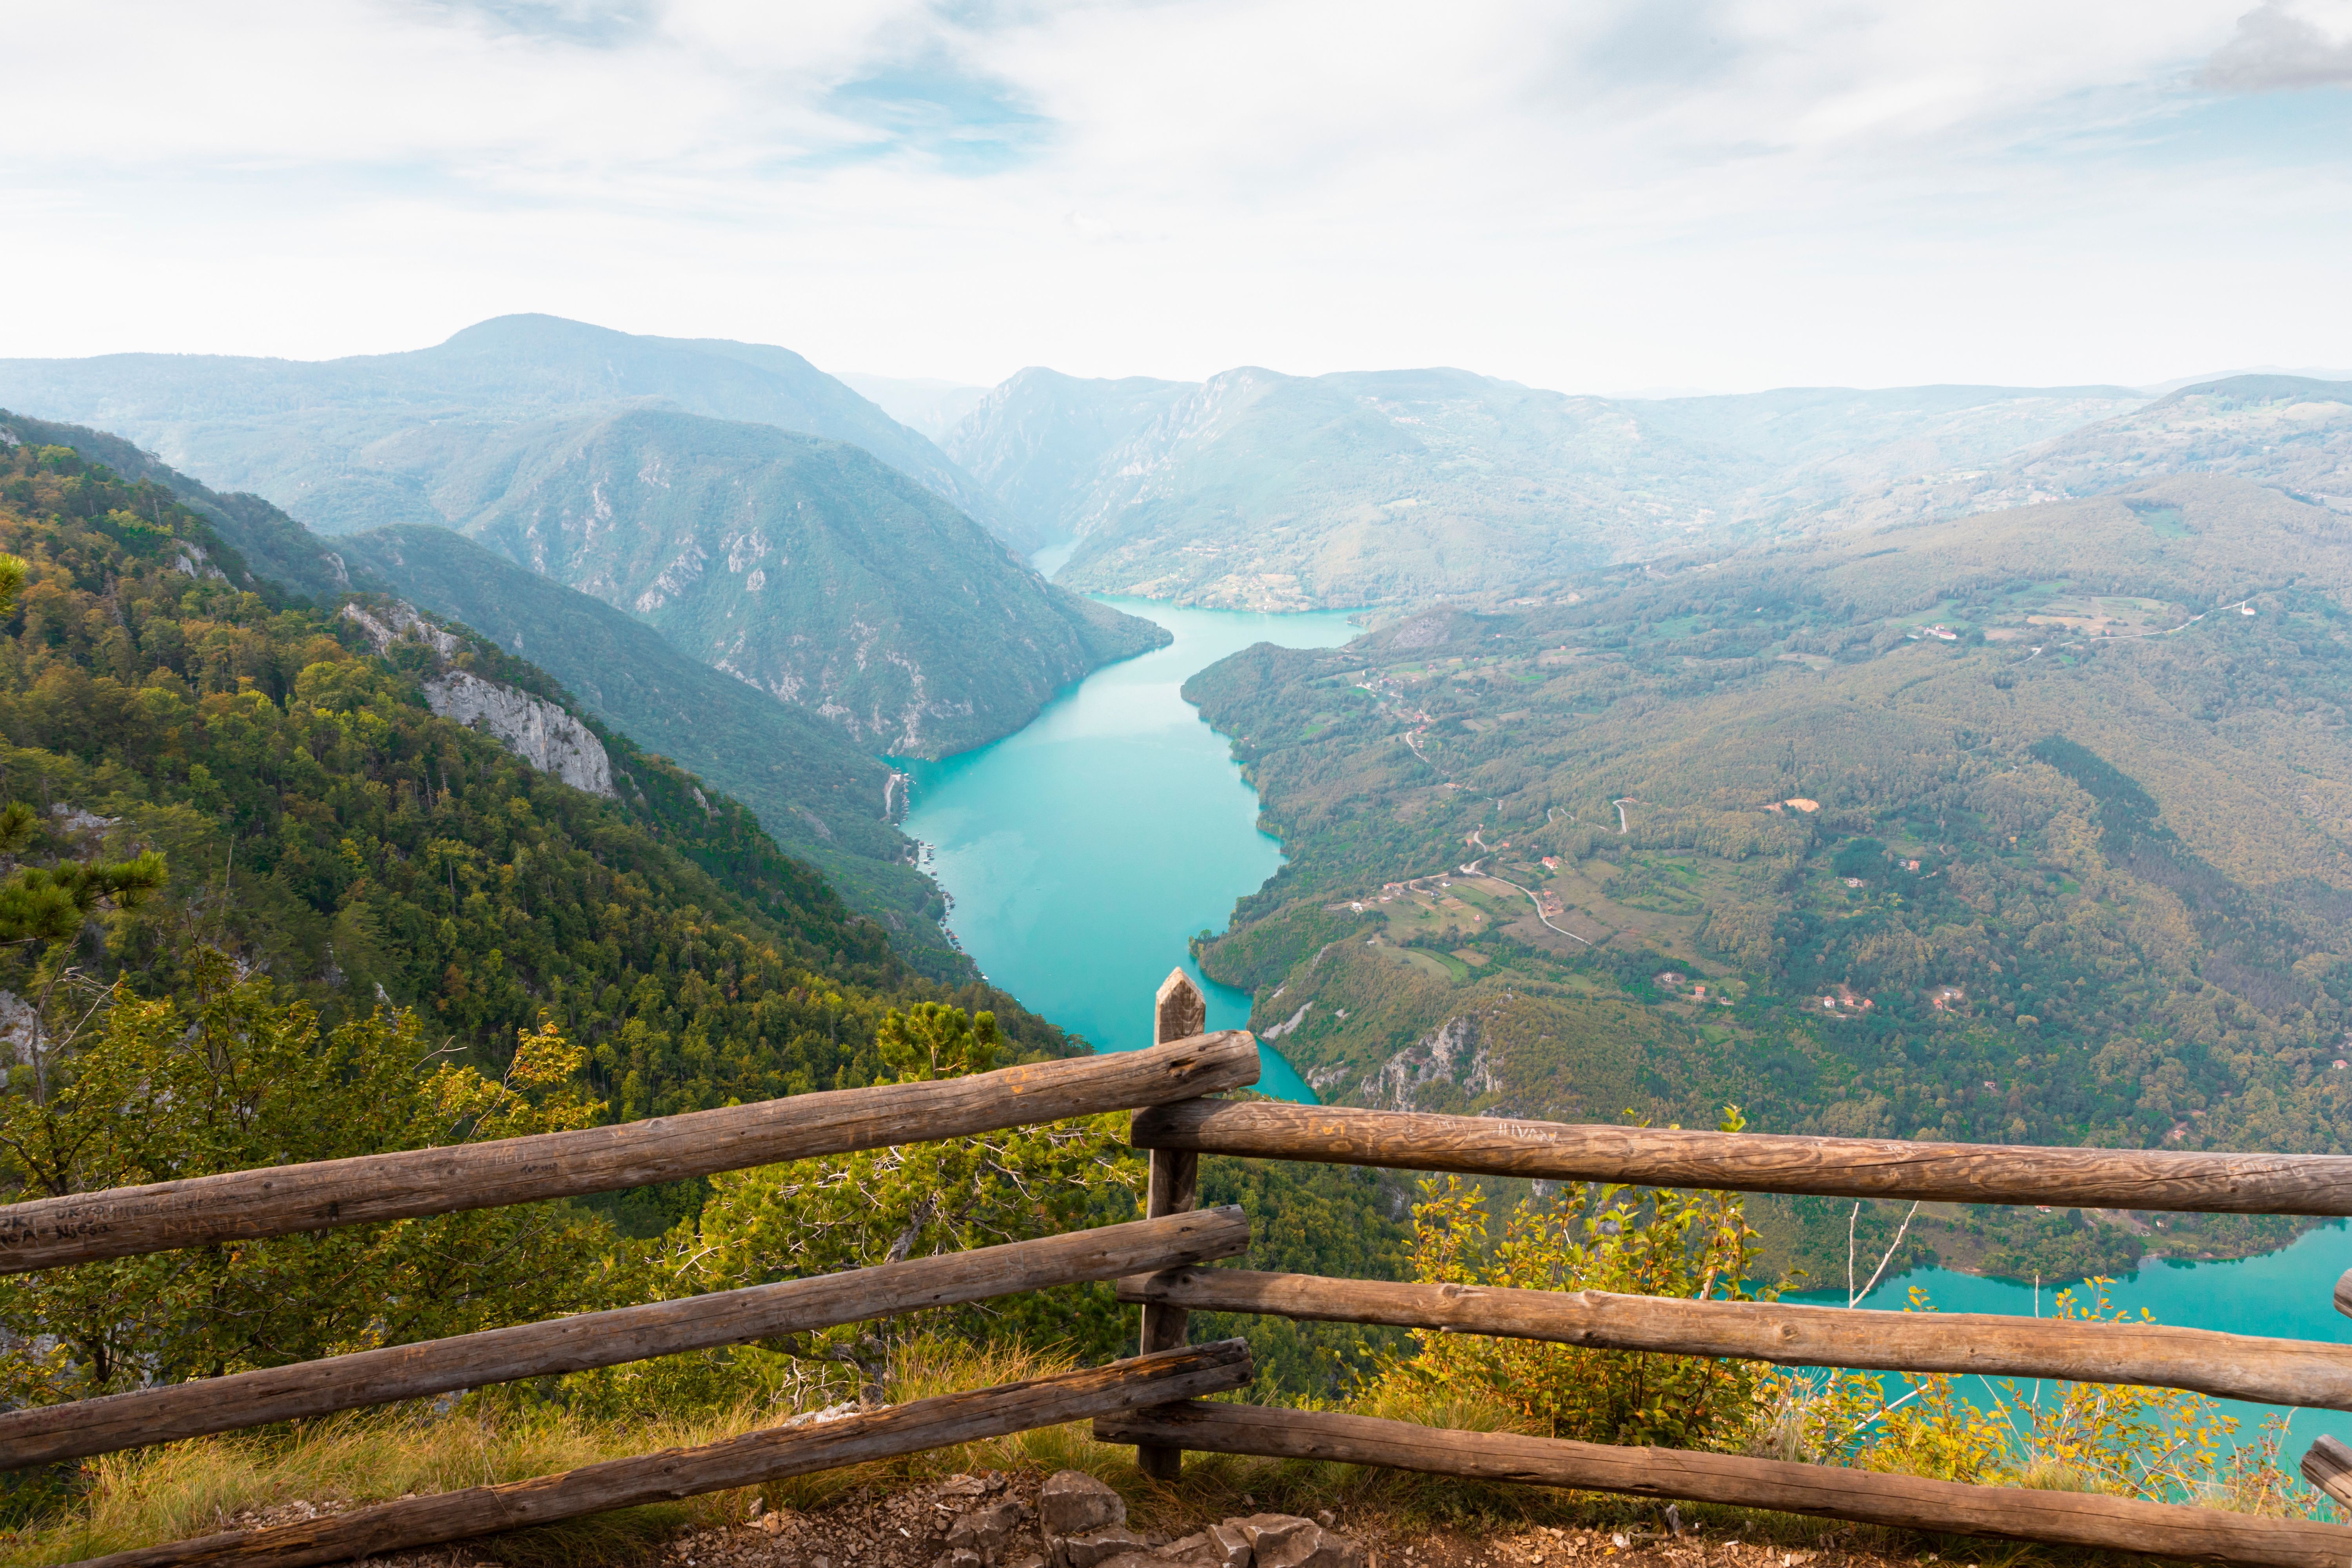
xmin=942 ymin=369 xmax=2154 ymax=608
xmin=936 ymin=367 xmax=2352 ymax=610
xmin=427 ymin=407 xmax=1163 ymax=755
xmin=10 ymin=315 xmax=2349 ymax=625
xmin=0 ymin=314 xmax=1012 ymax=542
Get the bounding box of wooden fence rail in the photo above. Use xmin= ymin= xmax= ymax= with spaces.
xmin=2 ymin=1207 xmax=1249 ymax=1472
xmin=1132 ymin=1098 xmax=2352 ymax=1214
xmin=0 ymin=1031 xmax=1258 ymax=1274
xmin=1097 ymin=1401 xmax=2352 ymax=1568
xmin=1116 ymin=1265 xmax=2352 ymax=1410
xmin=65 ymin=1341 xmax=1254 ymax=1568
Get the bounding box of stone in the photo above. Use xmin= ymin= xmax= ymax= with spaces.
xmin=1205 ymin=1523 xmax=1253 ymax=1568
xmin=1151 ymin=1529 xmax=1248 ymax=1568
xmin=1057 ymin=1527 xmax=1150 ymax=1568
xmin=1040 ymin=1472 xmax=1127 ymax=1538
xmin=423 ymin=669 xmax=616 ymax=797
xmin=947 ymin=1499 xmax=1027 ymax=1559
xmin=1232 ymin=1514 xmax=1367 ymax=1568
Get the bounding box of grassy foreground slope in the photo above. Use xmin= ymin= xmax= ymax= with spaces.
xmin=1188 ymin=475 xmax=2352 ymax=1278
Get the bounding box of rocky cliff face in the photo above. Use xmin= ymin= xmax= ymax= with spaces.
xmin=340 ymin=602 xmax=615 ymax=798
xmin=422 ymin=669 xmax=614 ymax=798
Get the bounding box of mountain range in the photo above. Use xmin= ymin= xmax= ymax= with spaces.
xmin=940 ymin=368 xmax=2152 ymax=607
xmin=0 ymin=314 xmax=1023 ymax=544
xmin=417 ymin=408 xmax=1163 ymax=756
xmin=14 ymin=320 xmax=2349 ymax=623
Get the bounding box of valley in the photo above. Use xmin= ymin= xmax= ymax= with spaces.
xmin=1182 ymin=475 xmax=2352 ymax=1285
xmin=17 ymin=8 xmax=2352 ymax=1556
xmin=7 ymin=325 xmax=2352 ymax=1414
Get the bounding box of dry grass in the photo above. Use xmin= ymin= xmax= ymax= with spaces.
xmin=0 ymin=1339 xmax=1213 ymax=1568
xmin=0 ymin=1344 xmax=2296 ymax=1568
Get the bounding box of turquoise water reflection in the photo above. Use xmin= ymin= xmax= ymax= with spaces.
xmin=897 ymin=593 xmax=1359 ymax=1099
xmin=1792 ymin=1223 xmax=2352 ymax=1448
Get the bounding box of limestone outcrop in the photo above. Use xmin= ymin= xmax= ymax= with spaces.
xmin=422 ymin=670 xmax=614 ymax=798
xmin=341 ymin=602 xmax=615 ymax=798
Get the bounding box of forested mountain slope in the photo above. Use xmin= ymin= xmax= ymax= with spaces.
xmin=0 ymin=314 xmax=1017 ymax=543
xmin=945 ymin=367 xmax=2144 ymax=608
xmin=0 ymin=412 xmax=973 ymax=975
xmin=0 ymin=424 xmax=1082 ymax=1136
xmin=335 ymin=522 xmax=966 ymax=973
xmin=1186 ymin=475 xmax=2352 ymax=1277
xmin=429 ymin=407 xmax=1166 ymax=755
xmin=0 ymin=411 xmax=365 ymax=604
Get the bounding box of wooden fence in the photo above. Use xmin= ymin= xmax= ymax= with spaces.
xmin=1114 ymin=978 xmax=2352 ymax=1568
xmin=16 ymin=973 xmax=2352 ymax=1568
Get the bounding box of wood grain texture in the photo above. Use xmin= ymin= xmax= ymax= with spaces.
xmin=1136 ymin=974 xmax=1210 ymax=1485
xmin=1136 ymin=970 xmax=1212 ymax=1484
xmin=1153 ymin=969 xmax=1207 ymax=1048
xmin=0 ymin=1033 xmax=1258 ymax=1275
xmin=1098 ymin=1403 xmax=2352 ymax=1568
xmin=1117 ymin=1267 xmax=2352 ymax=1410
xmin=1134 ymin=1152 xmax=1202 ymax=1483
xmin=67 ymin=1343 xmax=1255 ymax=1568
xmin=2 ymin=1209 xmax=1250 ymax=1471
xmin=2301 ymin=1435 xmax=2352 ymax=1509
xmin=1132 ymin=1100 xmax=2352 ymax=1215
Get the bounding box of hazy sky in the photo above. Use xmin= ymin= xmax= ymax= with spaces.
xmin=7 ymin=0 xmax=2351 ymax=394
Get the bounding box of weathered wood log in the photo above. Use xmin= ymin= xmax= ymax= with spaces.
xmin=0 ymin=1033 xmax=1258 ymax=1275
xmin=2301 ymin=1435 xmax=2352 ymax=1509
xmin=1118 ymin=1267 xmax=2352 ymax=1409
xmin=1136 ymin=967 xmax=1209 ymax=1484
xmin=69 ymin=1341 xmax=1253 ymax=1568
xmin=2333 ymin=1265 xmax=2352 ymax=1319
xmin=2 ymin=1209 xmax=1250 ymax=1472
xmin=1133 ymin=1099 xmax=2352 ymax=1215
xmin=1098 ymin=1402 xmax=2352 ymax=1568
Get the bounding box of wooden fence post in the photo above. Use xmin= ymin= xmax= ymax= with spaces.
xmin=1137 ymin=967 xmax=1209 ymax=1482
xmin=2302 ymin=1435 xmax=2352 ymax=1508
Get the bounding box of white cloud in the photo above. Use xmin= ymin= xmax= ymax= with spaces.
xmin=2200 ymin=0 xmax=2352 ymax=90
xmin=0 ymin=0 xmax=2344 ymax=393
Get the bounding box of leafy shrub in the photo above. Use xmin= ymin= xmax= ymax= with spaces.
xmin=1367 ymin=1109 xmax=1768 ymax=1449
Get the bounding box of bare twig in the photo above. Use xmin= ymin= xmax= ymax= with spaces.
xmin=1855 ymin=1201 xmax=1922 ymax=1305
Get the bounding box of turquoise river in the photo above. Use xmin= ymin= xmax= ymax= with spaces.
xmin=900 ymin=588 xmax=2352 ymax=1449
xmin=900 ymin=595 xmax=1358 ymax=1096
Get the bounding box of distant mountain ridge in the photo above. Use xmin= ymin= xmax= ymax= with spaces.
xmin=423 ymin=407 xmax=1167 ymax=756
xmin=945 ymin=366 xmax=2149 ymax=608
xmin=0 ymin=314 xmax=1025 ymax=545
xmin=1800 ymin=374 xmax=2352 ymax=530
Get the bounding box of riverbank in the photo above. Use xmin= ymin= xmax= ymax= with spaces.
xmin=895 ymin=595 xmax=1361 ymax=1099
